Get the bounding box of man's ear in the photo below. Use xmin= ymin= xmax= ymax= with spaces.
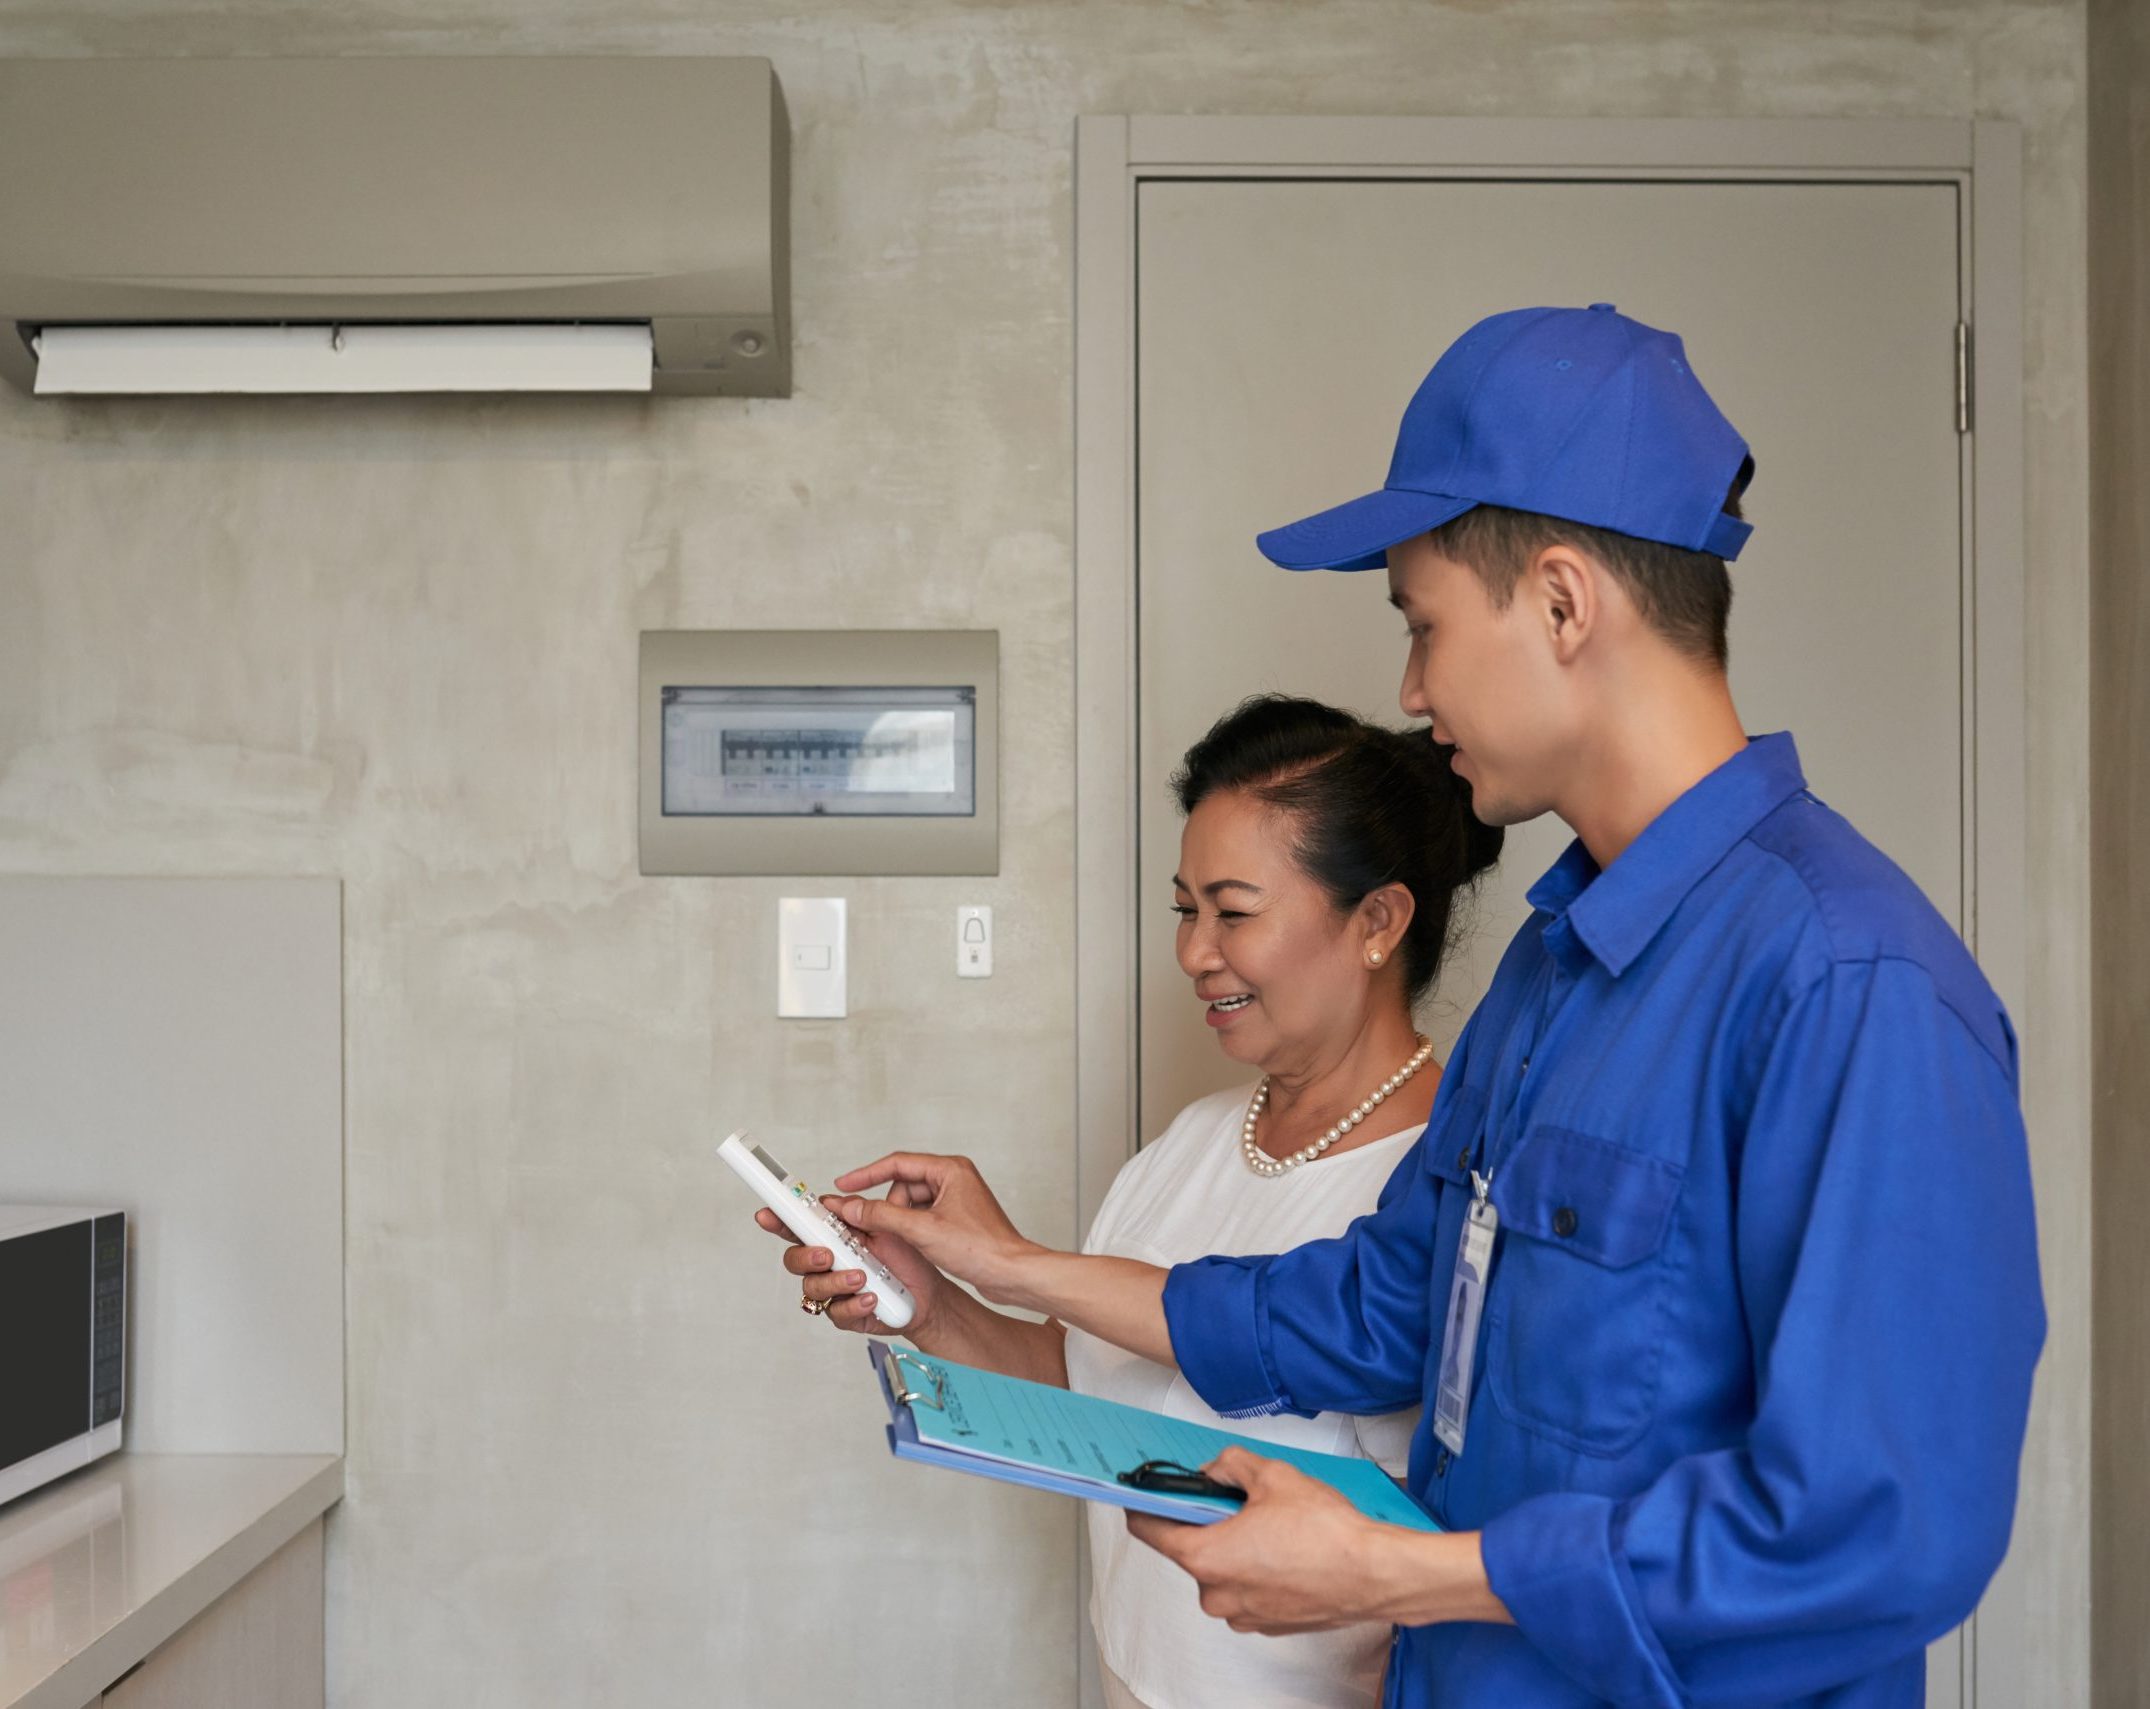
xmin=1530 ymin=542 xmax=1601 ymax=664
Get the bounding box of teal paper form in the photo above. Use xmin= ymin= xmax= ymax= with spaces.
xmin=878 ymin=1344 xmax=1437 ymax=1532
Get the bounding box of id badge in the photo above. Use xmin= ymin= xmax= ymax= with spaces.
xmin=1433 ymin=1174 xmax=1498 ymax=1458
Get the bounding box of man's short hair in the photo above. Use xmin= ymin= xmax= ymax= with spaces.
xmin=1426 ymin=485 xmax=1747 ymax=668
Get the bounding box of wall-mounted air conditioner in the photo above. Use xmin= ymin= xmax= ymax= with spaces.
xmin=0 ymin=56 xmax=790 ymax=398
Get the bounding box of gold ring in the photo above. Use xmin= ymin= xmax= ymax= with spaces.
xmin=801 ymin=1294 xmax=830 ymax=1316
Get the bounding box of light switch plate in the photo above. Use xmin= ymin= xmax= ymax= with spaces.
xmin=778 ymin=898 xmax=846 ymax=1017
xmin=957 ymin=904 xmax=993 ymax=978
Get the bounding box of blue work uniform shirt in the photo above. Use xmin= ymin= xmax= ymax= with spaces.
xmin=1161 ymin=734 xmax=2044 ymax=1709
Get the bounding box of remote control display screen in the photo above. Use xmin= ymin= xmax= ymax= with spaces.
xmin=751 ymin=1145 xmax=790 ymax=1180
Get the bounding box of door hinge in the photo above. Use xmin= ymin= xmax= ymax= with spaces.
xmin=1955 ymin=321 xmax=1973 ymax=435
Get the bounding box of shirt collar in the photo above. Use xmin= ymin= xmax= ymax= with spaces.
xmin=1524 ymin=733 xmax=1809 ymax=978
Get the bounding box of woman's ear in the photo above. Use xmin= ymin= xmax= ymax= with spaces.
xmin=1358 ymin=883 xmax=1418 ymax=968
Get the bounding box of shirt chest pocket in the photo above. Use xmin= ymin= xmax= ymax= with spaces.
xmin=1485 ymin=1125 xmax=1685 ymax=1457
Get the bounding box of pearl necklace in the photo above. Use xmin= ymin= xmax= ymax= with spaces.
xmin=1240 ymin=1035 xmax=1436 ymax=1178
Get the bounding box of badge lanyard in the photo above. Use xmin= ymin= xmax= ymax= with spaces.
xmin=1432 ymin=1168 xmax=1498 ymax=1457
xmin=1432 ymin=961 xmax=1563 ymax=1460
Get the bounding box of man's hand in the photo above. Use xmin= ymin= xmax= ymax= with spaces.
xmin=1125 ymin=1447 xmax=1510 ymax=1634
xmin=822 ymin=1152 xmax=1039 ymax=1300
xmin=1126 ymin=1448 xmax=1388 ymax=1634
xmin=817 ymin=1154 xmax=1174 ymax=1362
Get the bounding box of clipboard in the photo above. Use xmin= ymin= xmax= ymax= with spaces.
xmin=869 ymin=1342 xmax=1439 ymax=1532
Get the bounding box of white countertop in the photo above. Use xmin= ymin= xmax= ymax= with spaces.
xmin=0 ymin=1453 xmax=342 ymax=1709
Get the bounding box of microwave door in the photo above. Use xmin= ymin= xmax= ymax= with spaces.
xmin=0 ymin=1222 xmax=94 ymax=1472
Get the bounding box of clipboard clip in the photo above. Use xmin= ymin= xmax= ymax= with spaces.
xmin=1115 ymin=1459 xmax=1246 ymax=1503
xmin=887 ymin=1350 xmax=972 ymax=1434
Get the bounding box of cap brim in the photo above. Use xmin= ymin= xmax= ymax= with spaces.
xmin=1256 ymin=487 xmax=1478 ymax=572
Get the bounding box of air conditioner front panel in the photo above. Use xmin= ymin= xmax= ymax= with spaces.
xmin=0 ymin=56 xmax=790 ymax=397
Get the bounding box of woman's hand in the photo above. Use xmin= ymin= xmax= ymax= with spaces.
xmin=822 ymin=1153 xmax=1039 ymax=1303
xmin=753 ymin=1198 xmax=949 ymax=1338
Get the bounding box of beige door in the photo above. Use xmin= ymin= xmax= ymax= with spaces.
xmin=1132 ymin=173 xmax=1967 ymax=1701
xmin=1137 ymin=177 xmax=1964 ymax=1129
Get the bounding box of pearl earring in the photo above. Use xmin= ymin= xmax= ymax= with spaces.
xmin=1368 ymin=951 xmax=1383 ymax=966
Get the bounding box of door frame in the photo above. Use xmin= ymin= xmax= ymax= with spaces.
xmin=1072 ymin=115 xmax=2027 ymax=1709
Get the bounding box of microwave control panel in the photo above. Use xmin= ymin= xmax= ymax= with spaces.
xmin=92 ymin=1211 xmax=125 ymax=1428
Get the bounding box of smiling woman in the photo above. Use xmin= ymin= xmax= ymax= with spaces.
xmin=1171 ymin=696 xmax=1499 ymax=1076
xmin=760 ymin=694 xmax=1501 ymax=1709
xmin=1065 ymin=698 xmax=1500 ymax=1708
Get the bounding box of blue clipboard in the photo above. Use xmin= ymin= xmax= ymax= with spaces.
xmin=868 ymin=1342 xmax=1438 ymax=1532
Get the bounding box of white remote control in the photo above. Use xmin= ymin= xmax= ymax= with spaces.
xmin=720 ymin=1131 xmax=917 ymax=1330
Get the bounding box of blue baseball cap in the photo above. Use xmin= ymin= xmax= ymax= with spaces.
xmin=1256 ymin=303 xmax=1754 ymax=572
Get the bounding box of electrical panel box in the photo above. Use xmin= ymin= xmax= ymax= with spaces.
xmin=638 ymin=630 xmax=999 ymax=876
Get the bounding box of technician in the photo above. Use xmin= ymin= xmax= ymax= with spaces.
xmin=824 ymin=303 xmax=2047 ymax=1708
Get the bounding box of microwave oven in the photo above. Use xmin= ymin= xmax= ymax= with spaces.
xmin=0 ymin=1205 xmax=126 ymax=1507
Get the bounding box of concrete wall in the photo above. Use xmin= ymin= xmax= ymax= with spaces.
xmin=0 ymin=4 xmax=2089 ymax=1705
xmin=2088 ymin=0 xmax=2148 ymax=1702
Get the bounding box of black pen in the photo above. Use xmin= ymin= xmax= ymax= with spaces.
xmin=1116 ymin=1458 xmax=1247 ymax=1502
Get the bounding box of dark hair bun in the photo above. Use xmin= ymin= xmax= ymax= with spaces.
xmin=1169 ymin=695 xmax=1503 ymax=1001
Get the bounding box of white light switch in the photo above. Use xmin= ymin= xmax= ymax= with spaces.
xmin=957 ymin=905 xmax=993 ymax=978
xmin=778 ymin=898 xmax=846 ymax=1017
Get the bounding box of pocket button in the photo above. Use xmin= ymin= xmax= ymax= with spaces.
xmin=1553 ymin=1205 xmax=1579 ymax=1238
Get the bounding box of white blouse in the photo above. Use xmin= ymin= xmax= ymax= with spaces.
xmin=1063 ymin=1085 xmax=1426 ymax=1709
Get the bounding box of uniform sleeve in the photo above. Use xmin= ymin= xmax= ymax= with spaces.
xmin=1479 ymin=958 xmax=2046 ymax=1706
xmin=1162 ymin=1128 xmax=1441 ymax=1419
